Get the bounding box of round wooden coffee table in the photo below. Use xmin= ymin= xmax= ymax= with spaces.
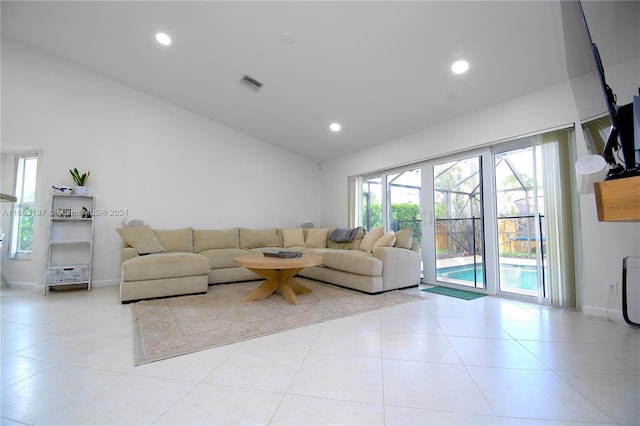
xmin=234 ymin=253 xmax=323 ymax=305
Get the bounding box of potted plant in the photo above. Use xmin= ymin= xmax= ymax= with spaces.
xmin=70 ymin=168 xmax=90 ymax=195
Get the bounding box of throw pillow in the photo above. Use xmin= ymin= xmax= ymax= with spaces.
xmin=305 ymin=228 xmax=329 ymax=248
xmin=282 ymin=228 xmax=305 ymax=248
xmin=393 ymin=227 xmax=414 ymax=249
xmin=374 ymin=232 xmax=397 ymax=248
xmin=359 ymin=226 xmax=384 ymax=253
xmin=116 ymin=225 xmax=166 ymax=255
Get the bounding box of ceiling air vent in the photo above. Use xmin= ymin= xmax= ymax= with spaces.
xmin=239 ymin=74 xmax=263 ymax=92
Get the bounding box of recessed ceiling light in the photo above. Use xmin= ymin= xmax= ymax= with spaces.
xmin=330 ymin=123 xmax=341 ymax=132
xmin=451 ymin=60 xmax=469 ymax=74
xmin=155 ymin=32 xmax=172 ymax=46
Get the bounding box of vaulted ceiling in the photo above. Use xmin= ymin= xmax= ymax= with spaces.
xmin=2 ymin=1 xmax=636 ymax=163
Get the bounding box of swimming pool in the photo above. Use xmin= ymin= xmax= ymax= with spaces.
xmin=437 ymin=264 xmax=538 ymax=290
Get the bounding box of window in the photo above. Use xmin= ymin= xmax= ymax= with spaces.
xmin=581 ymin=114 xmax=612 ymax=156
xmin=361 ymin=176 xmax=383 ymax=231
xmin=9 ymin=154 xmax=38 ymax=259
xmin=360 ymin=169 xmax=422 ymax=236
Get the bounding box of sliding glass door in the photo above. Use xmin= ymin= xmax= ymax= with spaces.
xmin=424 ymin=144 xmax=550 ymax=300
xmin=388 ymin=170 xmax=422 ymax=245
xmin=356 ymin=128 xmax=575 ymax=307
xmin=432 ymin=156 xmax=485 ymax=289
xmin=360 ymin=170 xmax=422 ymax=274
xmin=494 ymin=144 xmax=547 ymax=299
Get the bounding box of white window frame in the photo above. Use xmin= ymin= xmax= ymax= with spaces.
xmin=9 ymin=154 xmax=38 ymax=260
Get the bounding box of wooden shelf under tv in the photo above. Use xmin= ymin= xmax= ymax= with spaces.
xmin=594 ymin=175 xmax=640 ymax=222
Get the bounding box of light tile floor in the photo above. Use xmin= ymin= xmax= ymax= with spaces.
xmin=1 ymin=284 xmax=639 ymax=425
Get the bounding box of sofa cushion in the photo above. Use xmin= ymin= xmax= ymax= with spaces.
xmin=154 ymin=227 xmax=193 ymax=252
xmin=322 ymin=251 xmax=382 ymax=277
xmin=199 ymin=248 xmax=248 ymax=269
xmin=327 ymin=227 xmax=364 ymax=250
xmin=300 ymin=247 xmax=330 ymax=256
xmin=194 ymin=228 xmax=239 ymax=252
xmin=374 ymin=232 xmax=396 ymax=248
xmin=122 ymin=252 xmax=210 ymax=281
xmin=117 ymin=225 xmax=166 ymax=255
xmin=305 ymin=228 xmax=329 ymax=248
xmin=359 ymin=227 xmax=384 ymax=253
xmin=393 ymin=227 xmax=414 ymax=249
xmin=240 ymin=228 xmax=281 ymax=249
xmin=282 ymin=228 xmax=305 ymax=248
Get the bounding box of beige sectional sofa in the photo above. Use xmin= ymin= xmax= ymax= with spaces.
xmin=117 ymin=225 xmax=421 ymax=303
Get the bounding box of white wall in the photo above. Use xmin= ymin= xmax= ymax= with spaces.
xmin=3 ymin=39 xmax=638 ymax=317
xmin=1 ymin=40 xmax=322 ymax=286
xmin=319 ymin=79 xmax=640 ymax=317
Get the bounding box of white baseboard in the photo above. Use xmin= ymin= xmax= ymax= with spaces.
xmin=2 ymin=279 xmax=120 ymax=289
xmin=582 ymin=305 xmax=624 ymax=322
xmin=1 ymin=281 xmax=39 ymax=290
xmin=92 ymin=279 xmax=120 ymax=288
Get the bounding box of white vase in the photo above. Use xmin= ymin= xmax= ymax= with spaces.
xmin=74 ymin=186 xmax=89 ymax=196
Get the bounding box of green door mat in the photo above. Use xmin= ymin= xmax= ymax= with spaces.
xmin=421 ymin=286 xmax=486 ymax=300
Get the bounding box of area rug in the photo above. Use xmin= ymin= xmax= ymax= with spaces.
xmin=421 ymin=286 xmax=486 ymax=300
xmin=131 ymin=279 xmax=422 ymax=365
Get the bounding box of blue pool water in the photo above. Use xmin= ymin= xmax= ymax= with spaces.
xmin=437 ymin=264 xmax=538 ymax=290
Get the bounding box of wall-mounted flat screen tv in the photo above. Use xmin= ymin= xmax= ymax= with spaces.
xmin=562 ymin=0 xmax=639 ymax=179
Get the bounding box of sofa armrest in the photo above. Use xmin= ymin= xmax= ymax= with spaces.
xmin=121 ymin=247 xmax=140 ymax=264
xmin=373 ymin=246 xmax=421 ymax=289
